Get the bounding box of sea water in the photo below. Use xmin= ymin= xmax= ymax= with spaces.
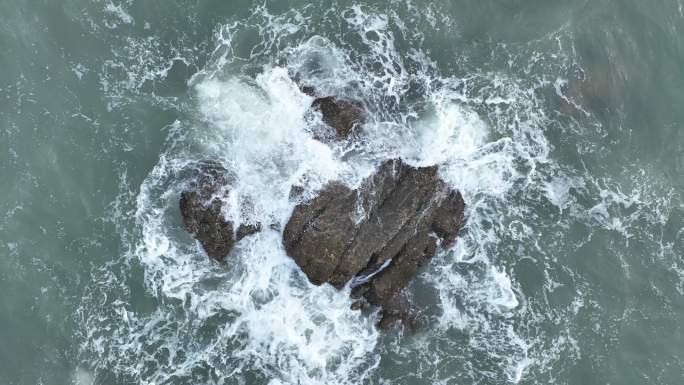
xmin=1 ymin=1 xmax=683 ymax=384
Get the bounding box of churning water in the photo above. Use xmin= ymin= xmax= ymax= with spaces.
xmin=1 ymin=1 xmax=683 ymax=385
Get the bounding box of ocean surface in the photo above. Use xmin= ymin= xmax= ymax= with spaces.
xmin=1 ymin=1 xmax=684 ymax=384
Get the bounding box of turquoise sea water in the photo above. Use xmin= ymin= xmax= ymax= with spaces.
xmin=1 ymin=1 xmax=683 ymax=384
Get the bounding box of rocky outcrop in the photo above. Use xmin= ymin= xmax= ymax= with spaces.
xmin=300 ymin=86 xmax=366 ymax=140
xmin=179 ymin=163 xmax=260 ymax=261
xmin=283 ymin=159 xmax=465 ymax=329
xmin=311 ymin=96 xmax=366 ymax=139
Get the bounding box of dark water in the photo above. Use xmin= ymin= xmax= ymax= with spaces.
xmin=1 ymin=1 xmax=683 ymax=384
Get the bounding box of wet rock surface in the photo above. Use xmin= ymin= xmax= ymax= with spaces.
xmin=179 ymin=163 xmax=260 ymax=261
xmin=283 ymin=159 xmax=466 ymax=329
xmin=311 ymin=96 xmax=366 ymax=139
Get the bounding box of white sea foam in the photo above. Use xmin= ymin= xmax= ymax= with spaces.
xmin=105 ymin=2 xmax=134 ymax=26
xmin=71 ymin=368 xmax=95 ymax=385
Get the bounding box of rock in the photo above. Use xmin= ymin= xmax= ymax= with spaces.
xmin=300 ymin=85 xmax=316 ymax=97
xmin=236 ymin=223 xmax=262 ymax=241
xmin=311 ymin=96 xmax=365 ymax=139
xmin=288 ymin=185 xmax=305 ymax=200
xmin=283 ymin=159 xmax=466 ymax=329
xmin=375 ymin=293 xmax=422 ymax=331
xmin=179 ymin=162 xmax=260 ymax=261
xmin=297 ymin=84 xmax=366 ymax=140
xmin=350 ymin=300 xmax=364 ymax=311
xmin=282 ymin=182 xmax=358 ymax=285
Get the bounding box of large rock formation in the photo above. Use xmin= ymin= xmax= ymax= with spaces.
xmin=283 ymin=159 xmax=465 ymax=329
xmin=179 ymin=163 xmax=260 ymax=261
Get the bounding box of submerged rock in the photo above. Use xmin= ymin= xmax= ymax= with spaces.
xmin=179 ymin=163 xmax=260 ymax=261
xmin=283 ymin=159 xmax=466 ymax=329
xmin=300 ymin=85 xmax=316 ymax=97
xmin=307 ymin=95 xmax=366 ymax=140
xmin=299 ymin=85 xmax=366 ymax=140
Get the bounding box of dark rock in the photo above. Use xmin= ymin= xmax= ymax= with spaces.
xmin=282 ymin=182 xmax=358 ymax=285
xmin=376 ymin=293 xmax=422 ymax=331
xmin=236 ymin=223 xmax=262 ymax=241
xmin=350 ymin=300 xmax=364 ymax=311
xmin=283 ymin=159 xmax=466 ymax=329
xmin=300 ymin=85 xmax=316 ymax=97
xmin=311 ymin=96 xmax=365 ymax=139
xmin=288 ymin=185 xmax=305 ymax=200
xmin=179 ymin=163 xmax=260 ymax=261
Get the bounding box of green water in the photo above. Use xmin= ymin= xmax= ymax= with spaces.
xmin=1 ymin=1 xmax=683 ymax=384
